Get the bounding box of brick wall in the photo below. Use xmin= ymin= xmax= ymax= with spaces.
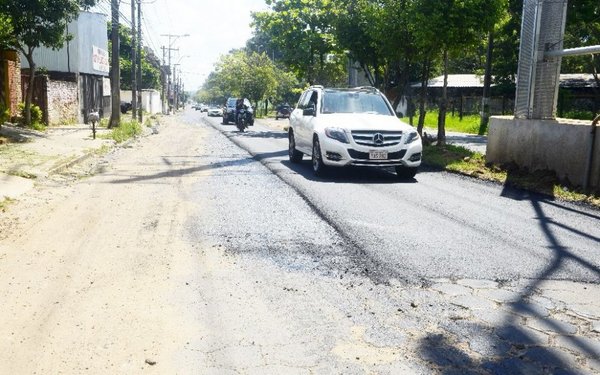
xmin=1 ymin=50 xmax=22 ymax=118
xmin=47 ymin=79 xmax=79 ymax=126
xmin=8 ymin=57 xmax=21 ymax=117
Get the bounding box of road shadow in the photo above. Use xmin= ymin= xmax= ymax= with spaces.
xmin=417 ymin=181 xmax=600 ymax=373
xmin=278 ymin=159 xmax=418 ymax=185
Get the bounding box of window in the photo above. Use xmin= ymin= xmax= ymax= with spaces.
xmin=321 ymin=90 xmax=393 ymax=115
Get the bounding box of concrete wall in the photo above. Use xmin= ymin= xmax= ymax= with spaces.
xmin=487 ymin=116 xmax=600 ymax=190
xmin=47 ymin=79 xmax=79 ymax=126
xmin=120 ymin=90 xmax=162 ymax=114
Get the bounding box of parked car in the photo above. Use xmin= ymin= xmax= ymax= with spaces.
xmin=275 ymin=104 xmax=292 ymax=120
xmin=222 ymin=97 xmax=238 ymax=124
xmin=222 ymin=97 xmax=254 ymax=125
xmin=288 ymin=86 xmax=422 ymax=178
xmin=120 ymin=101 xmax=132 ymax=114
xmin=207 ymin=106 xmax=223 ymax=117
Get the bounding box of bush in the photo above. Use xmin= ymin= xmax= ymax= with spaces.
xmin=17 ymin=102 xmax=45 ymax=130
xmin=105 ymin=120 xmax=142 ymax=143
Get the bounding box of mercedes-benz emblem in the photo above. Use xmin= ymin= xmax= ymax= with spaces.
xmin=373 ymin=133 xmax=385 ymax=144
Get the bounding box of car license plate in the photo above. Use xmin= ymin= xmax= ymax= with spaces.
xmin=369 ymin=150 xmax=388 ymax=160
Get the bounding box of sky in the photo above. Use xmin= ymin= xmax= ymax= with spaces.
xmin=92 ymin=0 xmax=269 ymax=92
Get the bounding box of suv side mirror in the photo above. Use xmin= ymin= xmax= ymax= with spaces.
xmin=303 ymin=104 xmax=316 ymax=117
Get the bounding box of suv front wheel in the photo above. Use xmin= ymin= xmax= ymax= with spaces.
xmin=312 ymin=137 xmax=327 ymax=176
xmin=395 ymin=166 xmax=418 ymax=179
xmin=288 ymin=130 xmax=303 ymax=163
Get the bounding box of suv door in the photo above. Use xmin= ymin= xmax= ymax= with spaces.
xmin=296 ymin=90 xmax=320 ymax=152
xmin=291 ymin=91 xmax=310 ymax=151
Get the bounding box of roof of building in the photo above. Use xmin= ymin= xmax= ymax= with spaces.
xmin=411 ymin=73 xmax=598 ymax=89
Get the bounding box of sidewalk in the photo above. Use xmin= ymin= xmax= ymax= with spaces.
xmin=0 ymin=124 xmax=114 ymax=200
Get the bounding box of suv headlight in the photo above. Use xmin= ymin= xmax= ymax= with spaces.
xmin=405 ymin=131 xmax=420 ymax=144
xmin=325 ymin=128 xmax=349 ymax=144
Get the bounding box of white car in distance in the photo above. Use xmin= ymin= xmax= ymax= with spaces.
xmin=207 ymin=106 xmax=223 ymax=117
xmin=288 ymin=86 xmax=422 ymax=178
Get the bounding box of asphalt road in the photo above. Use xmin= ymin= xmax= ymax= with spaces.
xmin=196 ymin=110 xmax=600 ymax=286
xmin=2 ymin=110 xmax=598 ymax=373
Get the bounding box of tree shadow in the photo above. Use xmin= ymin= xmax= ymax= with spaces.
xmin=107 ymin=150 xmax=288 ymax=184
xmin=417 ymin=181 xmax=600 ymax=373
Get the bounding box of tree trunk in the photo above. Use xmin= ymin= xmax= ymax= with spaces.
xmin=24 ymin=51 xmax=36 ymax=127
xmin=437 ymin=49 xmax=448 ymax=146
xmin=417 ymin=58 xmax=430 ymax=136
xmin=479 ymin=31 xmax=494 ymax=135
xmin=131 ymin=0 xmax=137 ymax=120
xmin=109 ymin=0 xmax=121 ymax=128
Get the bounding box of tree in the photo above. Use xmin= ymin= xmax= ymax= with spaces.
xmin=214 ymin=50 xmax=279 ymax=109
xmin=251 ymin=0 xmax=343 ymax=85
xmin=0 ymin=0 xmax=97 ymax=126
xmin=413 ymin=0 xmax=504 ymax=145
xmin=109 ymin=0 xmax=120 ymax=128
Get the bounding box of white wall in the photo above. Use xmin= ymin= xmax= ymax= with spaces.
xmin=120 ymin=90 xmax=162 ymax=114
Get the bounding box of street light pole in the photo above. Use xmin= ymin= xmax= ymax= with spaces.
xmin=137 ymin=0 xmax=143 ymax=123
xmin=160 ymin=33 xmax=189 ymax=114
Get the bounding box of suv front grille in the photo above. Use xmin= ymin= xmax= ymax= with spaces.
xmin=351 ymin=130 xmax=403 ymax=147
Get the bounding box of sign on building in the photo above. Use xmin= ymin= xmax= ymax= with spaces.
xmin=92 ymin=46 xmax=110 ymax=74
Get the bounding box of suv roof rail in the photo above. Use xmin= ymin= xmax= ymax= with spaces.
xmin=309 ymin=85 xmax=324 ymax=89
xmin=353 ymin=86 xmax=378 ymax=91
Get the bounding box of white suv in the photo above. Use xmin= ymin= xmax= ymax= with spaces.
xmin=288 ymin=86 xmax=422 ymax=178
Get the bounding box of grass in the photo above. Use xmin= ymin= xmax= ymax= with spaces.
xmin=419 ymin=110 xmax=484 ymax=135
xmin=422 ymin=144 xmax=600 ymax=208
xmin=101 ymin=120 xmax=142 ymax=143
xmin=0 ymin=197 xmax=15 ymax=212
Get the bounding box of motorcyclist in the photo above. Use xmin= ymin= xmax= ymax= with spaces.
xmin=235 ymin=97 xmax=246 ymax=124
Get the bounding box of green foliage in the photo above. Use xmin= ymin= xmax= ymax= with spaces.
xmin=104 ymin=120 xmax=142 ymax=143
xmin=0 ymin=102 xmax=9 ymax=124
xmin=17 ymin=102 xmax=44 ymax=130
xmin=198 ymin=50 xmax=300 ymax=107
xmin=107 ymin=22 xmax=161 ymax=90
xmin=0 ymin=0 xmax=97 ymax=52
xmin=251 ymin=0 xmax=344 ymax=85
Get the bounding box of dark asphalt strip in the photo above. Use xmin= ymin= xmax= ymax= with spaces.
xmin=200 ymin=116 xmax=414 ymax=286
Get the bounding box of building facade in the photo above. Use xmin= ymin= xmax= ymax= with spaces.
xmin=20 ymin=12 xmax=110 ymax=125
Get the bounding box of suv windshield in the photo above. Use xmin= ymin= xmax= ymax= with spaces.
xmin=321 ymin=90 xmax=393 ymax=116
xmin=226 ymin=98 xmax=238 ymax=107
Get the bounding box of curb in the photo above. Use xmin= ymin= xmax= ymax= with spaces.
xmin=47 ymin=152 xmax=97 ymax=176
xmin=46 ymin=124 xmax=156 ymax=176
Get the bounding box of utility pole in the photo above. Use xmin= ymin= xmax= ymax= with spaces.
xmin=109 ymin=0 xmax=121 ymax=128
xmin=480 ymin=32 xmax=494 ymax=133
xmin=130 ymin=0 xmax=137 ymax=120
xmin=173 ymin=65 xmax=178 ymax=111
xmin=161 ymin=46 xmax=167 ymax=114
xmin=160 ymin=33 xmax=189 ymax=114
xmin=137 ymin=0 xmax=143 ymax=123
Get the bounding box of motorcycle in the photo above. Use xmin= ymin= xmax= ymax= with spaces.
xmin=236 ymin=107 xmax=248 ymax=132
